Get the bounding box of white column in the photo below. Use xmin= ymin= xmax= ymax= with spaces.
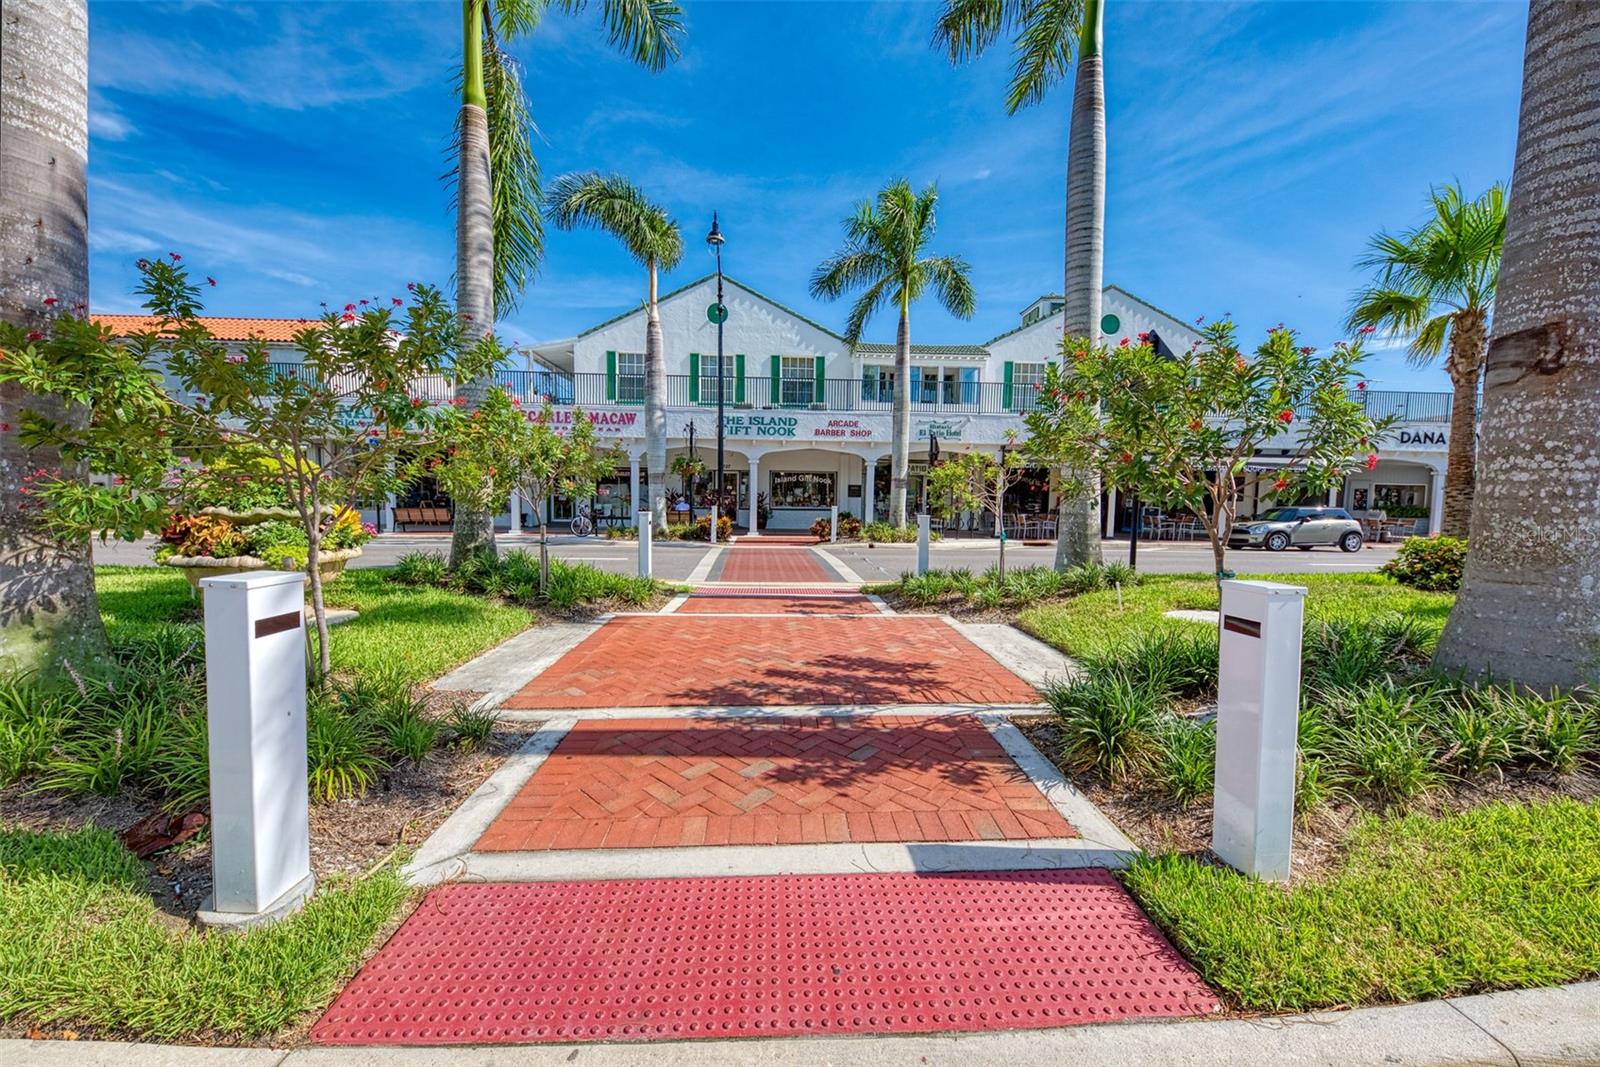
xmin=1429 ymin=466 xmax=1447 ymax=534
xmin=916 ymin=513 xmax=931 ymax=575
xmin=507 ymin=489 xmax=520 ymax=532
xmin=629 ymin=454 xmax=641 ymax=530
xmin=638 ymin=511 xmax=653 ymax=577
xmin=863 ymin=455 xmax=877 ymax=523
xmin=1106 ymin=485 xmax=1119 ymax=538
xmin=383 ymin=491 xmax=396 ymax=533
xmin=747 ymin=455 xmax=760 ymax=535
xmin=1212 ymin=579 xmax=1307 ymax=883
xmin=197 ymin=571 xmax=313 ymax=927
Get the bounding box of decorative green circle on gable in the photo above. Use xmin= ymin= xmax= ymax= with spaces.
xmin=1100 ymin=313 xmax=1121 ymax=335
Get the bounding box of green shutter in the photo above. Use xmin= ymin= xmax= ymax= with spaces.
xmin=734 ymin=354 xmax=746 ymax=403
xmin=814 ymin=356 xmax=825 ymax=405
xmin=606 ymin=351 xmax=617 ymax=402
xmin=770 ymin=355 xmax=781 ymax=404
xmin=688 ymin=352 xmax=700 ymax=403
xmin=1002 ymin=360 xmax=1014 ymax=410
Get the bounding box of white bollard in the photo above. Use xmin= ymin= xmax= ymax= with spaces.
xmin=709 ymin=505 xmax=718 ymax=545
xmin=829 ymin=505 xmax=839 ymax=544
xmin=196 ymin=571 xmax=313 ymax=928
xmin=916 ymin=513 xmax=931 ymax=576
xmin=638 ymin=510 xmax=653 ymax=577
xmin=1211 ymin=579 xmax=1307 ymax=882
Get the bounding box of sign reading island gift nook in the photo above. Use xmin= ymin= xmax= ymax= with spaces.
xmin=724 ymin=414 xmax=798 ymax=438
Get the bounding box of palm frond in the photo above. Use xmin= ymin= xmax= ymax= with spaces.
xmin=545 ymin=171 xmax=682 ymax=269
xmin=489 ymin=0 xmax=555 ymax=38
xmin=595 ymin=0 xmax=684 ymax=72
xmin=932 ymin=0 xmax=1016 ymax=64
xmin=481 ymin=37 xmax=544 ymax=314
xmin=842 ymin=276 xmax=896 ymax=347
xmin=810 ymin=249 xmax=890 ymax=302
xmin=1409 ymin=313 xmax=1452 ymax=365
xmin=1005 ymin=0 xmax=1083 ymax=113
xmin=923 ymin=254 xmax=977 ymax=320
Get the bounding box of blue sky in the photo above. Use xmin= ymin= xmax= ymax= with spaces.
xmin=87 ymin=0 xmax=1526 ymax=390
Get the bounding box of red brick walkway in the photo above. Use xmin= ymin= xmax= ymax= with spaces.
xmin=502 ymin=616 xmax=1041 ymax=708
xmin=717 ymin=545 xmax=835 ymax=583
xmin=677 ymin=593 xmax=877 ymax=615
xmin=476 ymin=716 xmax=1073 ymax=851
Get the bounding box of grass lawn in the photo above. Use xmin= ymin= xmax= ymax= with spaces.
xmin=1124 ymin=798 xmax=1600 ymax=1011
xmin=1020 ymin=572 xmax=1455 ymax=658
xmin=0 ymin=826 xmax=410 ymax=1041
xmin=94 ymin=566 xmax=534 ymax=685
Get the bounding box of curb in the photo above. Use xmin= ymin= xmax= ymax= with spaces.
xmin=4 ymin=980 xmax=1596 ymax=1066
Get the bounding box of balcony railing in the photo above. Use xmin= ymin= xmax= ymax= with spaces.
xmin=169 ymin=364 xmax=1457 ymax=423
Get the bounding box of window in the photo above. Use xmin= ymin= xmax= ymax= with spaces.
xmin=616 ymin=351 xmax=644 ymax=403
xmin=1375 ymin=483 xmax=1426 ymax=509
xmin=770 ymin=472 xmax=836 ymax=509
xmin=944 ymin=367 xmax=978 ymax=405
xmin=861 ymin=365 xmax=894 ymax=403
xmin=913 ymin=366 xmax=941 ymax=404
xmin=1011 ymin=362 xmax=1045 ymax=410
xmin=699 ymin=355 xmax=731 ymax=404
xmin=780 ymin=356 xmax=813 ymax=407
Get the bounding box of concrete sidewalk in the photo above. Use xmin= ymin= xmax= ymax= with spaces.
xmin=6 ymin=980 xmax=1597 ymax=1066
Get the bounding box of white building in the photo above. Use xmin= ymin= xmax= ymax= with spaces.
xmin=518 ymin=275 xmax=1456 ymax=534
xmin=93 ymin=283 xmax=1457 ymax=537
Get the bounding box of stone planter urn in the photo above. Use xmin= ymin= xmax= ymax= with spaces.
xmin=160 ymin=547 xmax=364 ymax=595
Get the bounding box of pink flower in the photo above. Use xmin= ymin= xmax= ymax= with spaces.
xmin=1365 ymin=453 xmax=1380 ymax=471
xmin=406 ymin=282 xmax=416 ymax=292
xmin=137 ymin=259 xmax=150 ymax=270
xmin=359 ymin=299 xmax=368 ymax=306
xmin=26 ymin=330 xmax=42 ymax=342
xmin=1194 ymin=315 xmax=1205 ymax=325
xmin=392 ymin=297 xmax=403 ymax=306
xmin=207 ymin=277 xmax=217 ymax=287
xmin=1118 ymin=337 xmax=1130 ymax=347
xmin=1137 ymin=332 xmax=1149 ymax=342
xmin=170 ymin=252 xmax=182 ymax=261
xmin=1278 ymin=410 xmax=1293 ymax=424
xmin=1273 ymin=478 xmax=1289 ymax=491
xmin=42 ymin=297 xmax=57 ymax=307
xmin=341 ymin=312 xmax=356 ymax=322
xmin=344 ymin=303 xmax=356 ymax=312
xmin=1359 ymin=325 xmax=1376 ymax=334
xmin=1357 ymin=381 xmax=1368 ymax=391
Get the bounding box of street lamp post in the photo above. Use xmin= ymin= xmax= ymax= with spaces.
xmin=707 ymin=213 xmax=727 ymax=536
xmin=684 ymin=419 xmax=697 ymax=524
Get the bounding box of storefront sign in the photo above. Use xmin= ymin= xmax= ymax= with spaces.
xmin=543 ymin=407 xmax=640 ymax=435
xmin=1396 ymin=429 xmax=1447 ymax=448
xmin=812 ymin=418 xmax=872 ymax=440
xmin=915 ymin=418 xmax=969 ymax=442
xmin=725 ymin=414 xmax=798 ymax=438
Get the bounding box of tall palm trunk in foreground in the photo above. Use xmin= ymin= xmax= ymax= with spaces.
xmin=450 ymin=0 xmax=500 ymax=566
xmin=1439 ymin=306 xmax=1486 ymax=538
xmin=1434 ymin=0 xmax=1600 ymax=689
xmin=1054 ymin=0 xmax=1106 ymax=568
xmin=0 ymin=0 xmax=106 ymax=673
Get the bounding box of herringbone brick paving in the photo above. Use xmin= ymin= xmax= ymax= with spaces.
xmin=475 ymin=715 xmax=1075 ymax=851
xmin=677 ymin=593 xmax=878 ymax=614
xmin=500 ymin=615 xmax=1041 ymax=708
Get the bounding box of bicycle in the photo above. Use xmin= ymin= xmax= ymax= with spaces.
xmin=569 ymin=503 xmax=595 ymax=538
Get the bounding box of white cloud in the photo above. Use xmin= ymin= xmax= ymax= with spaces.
xmin=88 ymin=93 xmax=135 ymax=140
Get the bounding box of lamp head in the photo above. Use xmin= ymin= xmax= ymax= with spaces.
xmin=705 ymin=211 xmax=725 ymax=248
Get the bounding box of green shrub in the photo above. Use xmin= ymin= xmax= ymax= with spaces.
xmin=1047 ymin=672 xmax=1164 ymax=781
xmin=306 ymin=698 xmax=386 ymax=802
xmin=391 ymin=550 xmax=449 ymax=586
xmin=445 ymin=703 xmax=498 ymax=749
xmin=1381 ymin=536 xmax=1467 ymax=592
xmin=862 ymin=521 xmax=925 ymax=543
xmin=1155 ymin=717 xmax=1215 ymax=806
xmin=1433 ymin=689 xmax=1521 ymax=776
xmin=810 ymin=514 xmax=862 ymax=539
xmin=1302 ymin=615 xmax=1431 ymax=693
xmin=1085 ymin=629 xmax=1217 ymax=700
xmin=1322 ymin=680 xmax=1443 ymax=805
xmin=0 ymin=675 xmax=69 ymax=786
xmin=1507 ymin=688 xmax=1596 ymax=772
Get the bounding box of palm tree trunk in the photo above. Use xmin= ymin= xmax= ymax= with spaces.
xmin=450 ymin=0 xmax=498 ymax=567
xmin=1439 ymin=307 xmax=1485 ymax=538
xmin=1433 ymin=0 xmax=1600 ymax=690
xmin=1053 ymin=0 xmax=1106 ymax=570
xmin=889 ymin=297 xmax=912 ymax=527
xmin=0 ymin=0 xmax=106 ymax=674
xmin=644 ymin=261 xmax=668 ymax=533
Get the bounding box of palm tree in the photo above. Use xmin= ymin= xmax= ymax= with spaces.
xmin=449 ymin=0 xmax=682 ymax=565
xmin=546 ymin=172 xmax=683 ymax=533
xmin=1348 ymin=184 xmax=1505 ymax=539
xmin=810 ymin=180 xmax=976 ymax=528
xmin=935 ymin=0 xmax=1106 ymax=568
xmin=0 ymin=0 xmax=106 ymax=674
xmin=1434 ymin=0 xmax=1600 ymax=690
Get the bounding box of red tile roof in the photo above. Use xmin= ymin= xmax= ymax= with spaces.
xmin=91 ymin=314 xmax=316 ymax=343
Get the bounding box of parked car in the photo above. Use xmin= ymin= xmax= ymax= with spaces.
xmin=1227 ymin=506 xmax=1365 ymax=552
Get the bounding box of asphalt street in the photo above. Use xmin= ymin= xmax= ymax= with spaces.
xmin=96 ymin=533 xmax=1398 ymax=582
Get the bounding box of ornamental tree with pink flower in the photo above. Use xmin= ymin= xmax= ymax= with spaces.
xmin=0 ymin=258 xmax=503 ymax=676
xmin=1024 ymin=320 xmax=1393 ymax=581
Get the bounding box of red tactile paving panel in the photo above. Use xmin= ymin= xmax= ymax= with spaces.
xmin=311 ymin=870 xmax=1219 ymax=1045
xmin=475 ymin=715 xmax=1073 ymax=851
xmin=735 ymin=534 xmax=821 ymax=544
xmin=718 ymin=546 xmax=834 ymax=583
xmin=501 ymin=616 xmax=1040 ymax=708
xmin=678 ymin=594 xmax=877 ymax=615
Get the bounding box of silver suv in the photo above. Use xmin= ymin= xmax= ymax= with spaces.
xmin=1228 ymin=506 xmax=1365 ymax=553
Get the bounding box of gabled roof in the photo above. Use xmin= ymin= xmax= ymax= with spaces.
xmin=855 ymin=342 xmax=990 ymax=357
xmin=576 ymin=273 xmax=846 ymax=342
xmin=982 ymin=285 xmax=1198 ymax=347
xmin=92 ymin=314 xmax=312 ymax=343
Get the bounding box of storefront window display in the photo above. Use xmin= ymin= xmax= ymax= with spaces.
xmin=771 ymin=472 xmax=836 ymax=509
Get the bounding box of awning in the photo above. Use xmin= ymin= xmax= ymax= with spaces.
xmin=1241 ymin=457 xmax=1308 ymax=474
